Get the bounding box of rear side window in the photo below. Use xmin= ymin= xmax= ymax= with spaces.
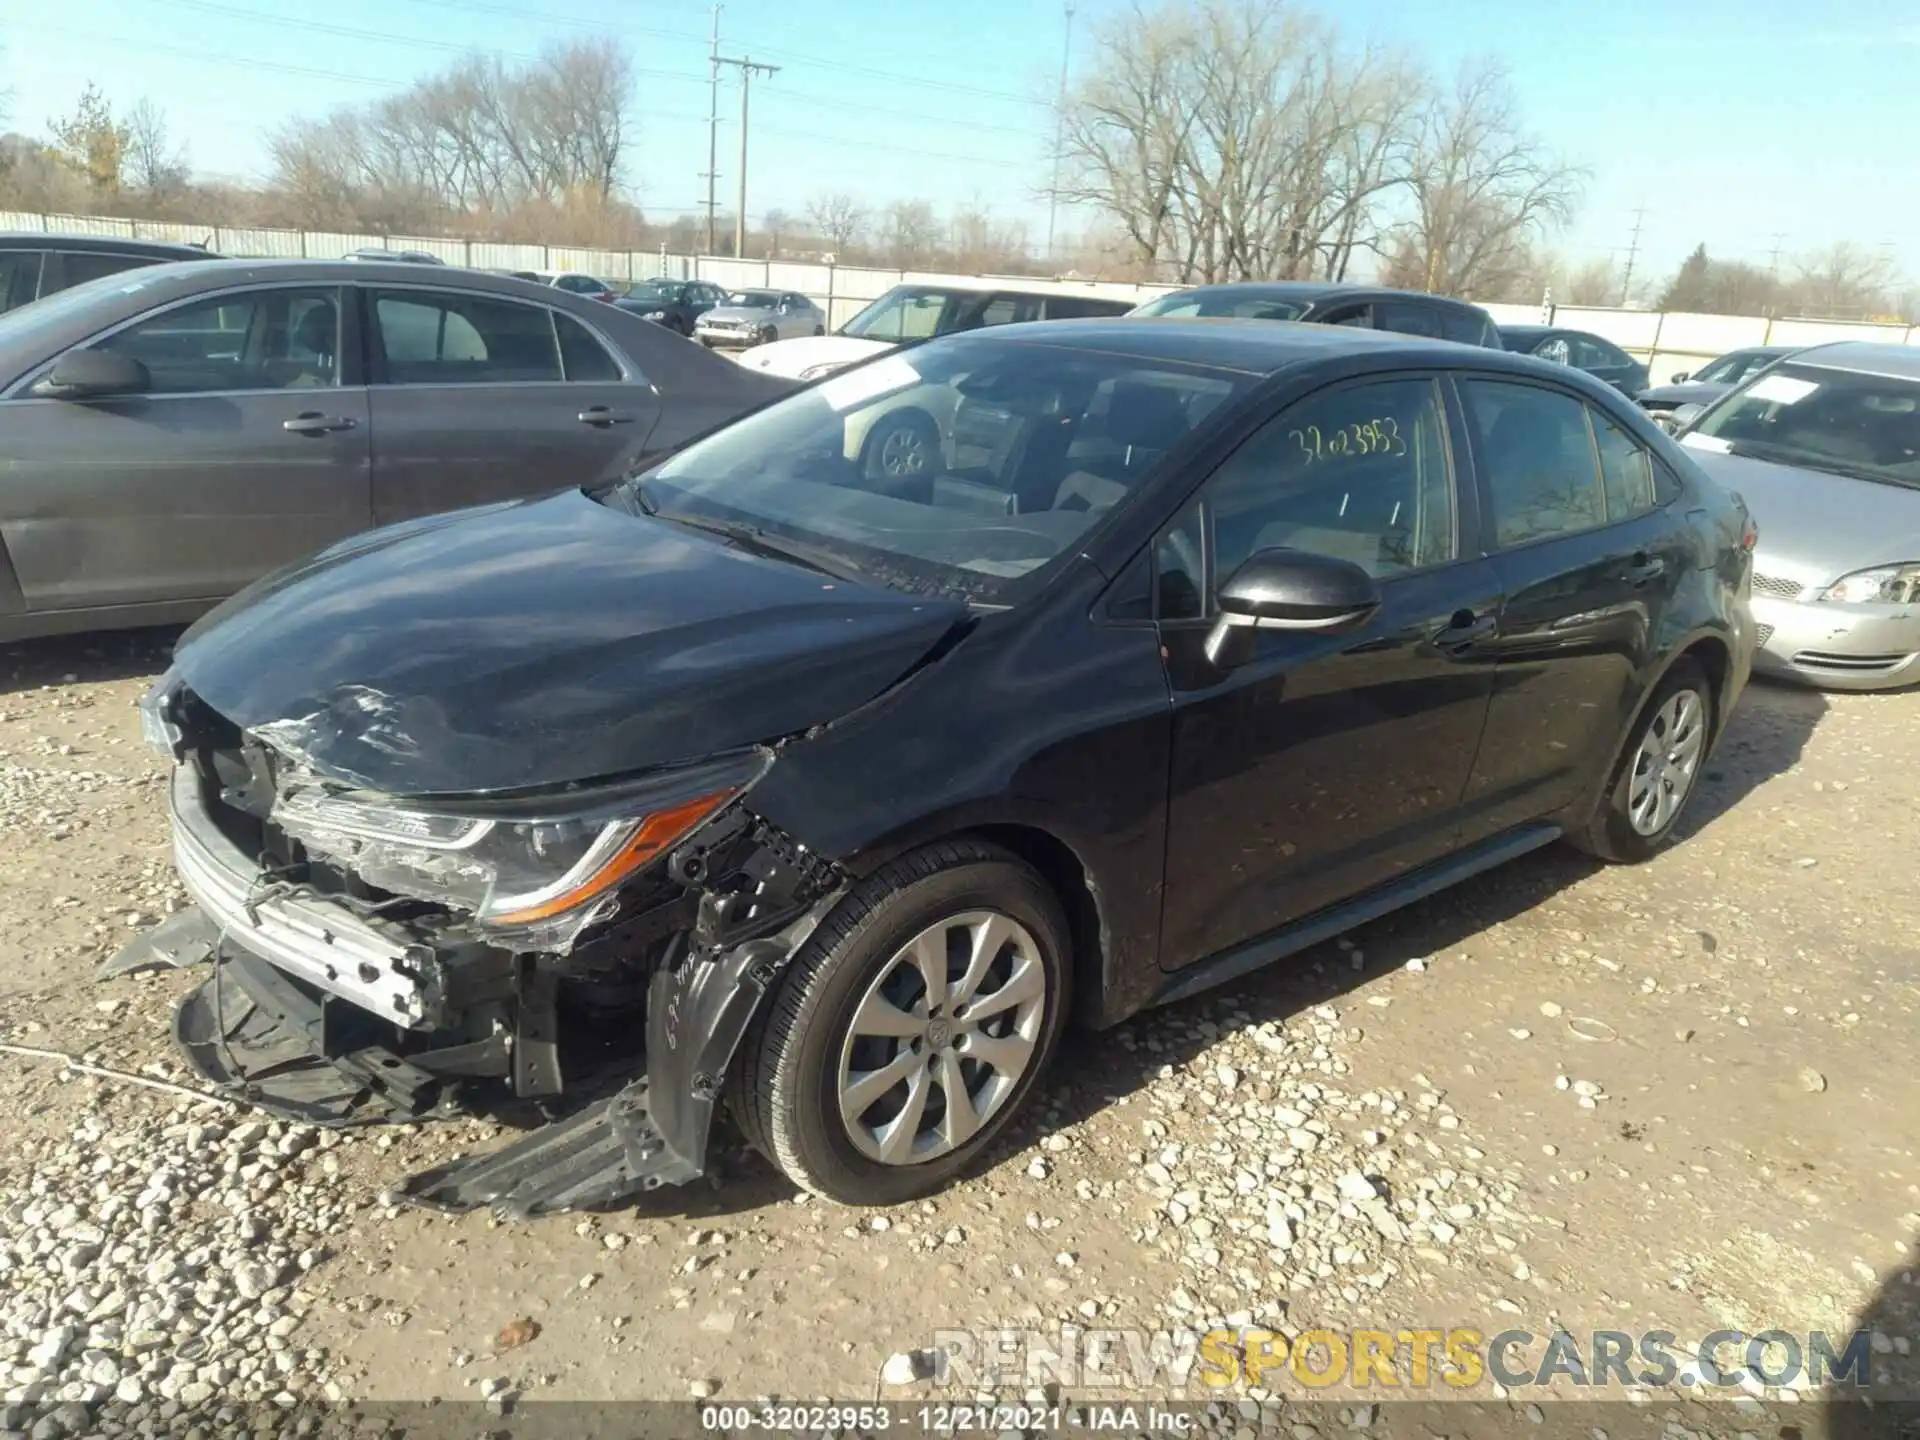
xmin=1374 ymin=301 xmax=1444 ymax=339
xmin=60 ymin=250 xmax=163 ymax=290
xmin=1574 ymin=335 xmax=1630 ymax=368
xmin=0 ymin=251 xmax=43 ymax=313
xmin=975 ymin=295 xmax=1042 ymax=327
xmin=556 ymin=313 xmax=622 ymax=382
xmin=1316 ymin=303 xmax=1372 ymax=328
xmin=1462 ymin=380 xmax=1607 ymax=547
xmin=374 ymin=291 xmax=563 ymax=384
xmin=1042 ymin=296 xmax=1130 ymax=320
xmin=1437 ymin=307 xmax=1495 ymax=347
xmin=1590 ymin=406 xmax=1657 ymax=518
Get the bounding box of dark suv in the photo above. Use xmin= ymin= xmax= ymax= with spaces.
xmin=1132 ymin=281 xmax=1503 ymax=348
xmin=0 ymin=233 xmax=219 ymax=315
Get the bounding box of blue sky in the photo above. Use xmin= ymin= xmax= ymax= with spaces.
xmin=4 ymin=0 xmax=1917 ymax=284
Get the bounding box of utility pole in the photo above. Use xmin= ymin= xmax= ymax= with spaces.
xmin=1767 ymin=231 xmax=1786 ymax=278
xmin=724 ymin=56 xmax=778 ymax=258
xmin=1618 ymin=205 xmax=1647 ymax=306
xmin=704 ymin=3 xmax=721 ymax=256
xmin=1045 ymin=1 xmax=1076 ymax=265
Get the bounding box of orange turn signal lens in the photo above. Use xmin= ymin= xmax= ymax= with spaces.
xmin=484 ymin=788 xmax=735 ymax=926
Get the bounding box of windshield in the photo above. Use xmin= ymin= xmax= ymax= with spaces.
xmin=623 ymin=334 xmax=1249 ymax=603
xmin=1683 ymin=362 xmax=1920 ymax=488
xmin=726 ymin=290 xmax=780 ymax=308
xmin=1131 ymin=291 xmax=1309 ymax=322
xmin=840 ymin=287 xmax=968 ymax=342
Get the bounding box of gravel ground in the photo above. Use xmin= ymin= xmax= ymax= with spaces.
xmin=0 ymin=629 xmax=1916 ymax=1439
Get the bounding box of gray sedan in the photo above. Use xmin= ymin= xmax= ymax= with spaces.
xmin=1637 ymin=345 xmax=1799 ymax=426
xmin=694 ymin=289 xmax=826 ymax=348
xmin=1678 ymin=341 xmax=1920 ymax=690
xmin=0 ymin=260 xmax=791 ymax=643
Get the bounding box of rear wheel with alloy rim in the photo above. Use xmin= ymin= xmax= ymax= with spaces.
xmin=730 ymin=839 xmax=1070 ymax=1204
xmin=1570 ymin=657 xmax=1713 ymax=863
xmin=859 ymin=409 xmax=941 ymax=491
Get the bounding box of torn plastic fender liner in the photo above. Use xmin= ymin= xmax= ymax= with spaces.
xmin=97 ymin=907 xmax=220 ymax=980
xmin=393 ymin=892 xmax=843 ymax=1219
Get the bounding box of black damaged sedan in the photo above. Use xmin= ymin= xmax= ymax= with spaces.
xmin=127 ymin=318 xmax=1756 ymax=1213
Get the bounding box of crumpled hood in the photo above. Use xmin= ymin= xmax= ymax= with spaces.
xmin=734 ymin=335 xmax=895 ymax=378
xmin=171 ymin=490 xmax=967 ymax=795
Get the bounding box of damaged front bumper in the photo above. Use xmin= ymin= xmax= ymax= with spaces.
xmin=116 ymin=705 xmax=845 ymax=1216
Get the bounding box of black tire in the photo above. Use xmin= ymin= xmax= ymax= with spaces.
xmin=756 ymin=325 xmax=778 ymax=346
xmin=812 ymin=324 xmax=826 ymax=337
xmin=859 ymin=409 xmax=941 ymax=489
xmin=1568 ymin=657 xmax=1713 ymax=863
xmin=729 ymin=839 xmax=1072 ymax=1205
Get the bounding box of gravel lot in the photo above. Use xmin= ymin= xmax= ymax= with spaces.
xmin=0 ymin=628 xmax=1916 ymax=1437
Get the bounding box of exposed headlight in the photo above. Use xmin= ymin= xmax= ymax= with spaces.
xmin=639 ymin=310 xmax=667 ymax=320
xmin=270 ymin=750 xmax=770 ymax=940
xmin=1816 ymin=563 xmax=1920 ymax=606
xmin=799 ymin=362 xmax=850 ymax=380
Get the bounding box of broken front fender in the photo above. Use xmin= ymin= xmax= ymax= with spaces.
xmin=393 ymin=897 xmax=839 ymax=1219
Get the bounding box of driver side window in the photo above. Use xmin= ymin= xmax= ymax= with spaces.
xmin=1181 ymin=378 xmax=1457 ymax=613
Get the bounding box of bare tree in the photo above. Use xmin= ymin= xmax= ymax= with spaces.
xmin=265 ymin=39 xmax=636 ymax=234
xmin=124 ymin=99 xmax=190 ymax=204
xmin=1789 ymin=242 xmax=1900 ymax=319
xmin=1564 ymin=256 xmax=1616 ymax=306
xmin=1055 ymin=0 xmax=1448 ymax=286
xmin=806 ymin=193 xmax=866 ymax=253
xmin=884 ymin=198 xmax=940 ymax=268
xmin=1385 ymin=60 xmax=1584 ymax=298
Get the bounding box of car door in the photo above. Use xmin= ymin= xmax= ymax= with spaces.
xmin=365 ymin=286 xmax=662 ymax=525
xmin=1157 ymin=372 xmax=1504 ymax=970
xmin=1453 ymin=377 xmax=1692 ymax=840
xmin=0 ymin=283 xmax=370 ymax=613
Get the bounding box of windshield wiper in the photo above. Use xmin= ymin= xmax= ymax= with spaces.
xmin=635 ymin=488 xmax=868 ymax=582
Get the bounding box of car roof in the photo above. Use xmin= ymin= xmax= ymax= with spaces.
xmin=0 ymin=231 xmax=215 ymax=259
xmin=1155 ymin=280 xmax=1485 ymax=311
xmin=1498 ymin=324 xmax=1572 ymax=341
xmin=1787 ymin=341 xmax=1920 ymax=381
xmin=952 ymin=315 xmax=1561 ymax=377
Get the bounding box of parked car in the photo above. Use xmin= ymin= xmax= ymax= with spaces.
xmin=736 ymin=282 xmax=1136 ymax=379
xmin=1675 ymin=341 xmax=1920 ymax=690
xmin=1131 ymin=282 xmax=1504 ymax=348
xmin=535 ymin=271 xmax=617 ymax=302
xmin=342 ymin=247 xmax=445 ymax=265
xmin=1 ymin=232 xmax=219 ymax=316
xmin=0 ymin=259 xmax=793 ymax=643
xmin=1499 ymin=325 xmax=1649 ymax=394
xmin=1637 ymin=345 xmax=1798 ymax=425
xmin=695 ymin=289 xmax=828 ymax=348
xmin=124 ymin=318 xmax=1753 ymax=1215
xmin=614 ymin=278 xmax=728 ymax=336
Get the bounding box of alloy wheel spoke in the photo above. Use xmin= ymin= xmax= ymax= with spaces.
xmin=908 ymin=929 xmax=950 ymax=1012
xmin=841 ymin=1047 xmax=921 ymax=1122
xmin=962 ymin=955 xmax=1044 ymax=1023
xmin=953 ymin=913 xmax=1016 ymax=1006
xmin=874 ymin=1065 xmax=933 ymax=1163
xmin=935 ymin=1054 xmax=980 ymax=1149
xmin=852 ymin=990 xmax=923 ymax=1039
xmin=962 ymin=1030 xmax=1034 ymax=1081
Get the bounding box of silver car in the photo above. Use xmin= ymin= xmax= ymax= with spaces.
xmin=1678 ymin=341 xmax=1920 ymax=690
xmin=0 ymin=259 xmax=791 ymax=643
xmin=694 ymin=289 xmax=825 ymax=348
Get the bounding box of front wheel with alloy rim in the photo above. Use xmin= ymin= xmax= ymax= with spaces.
xmin=1570 ymin=657 xmax=1713 ymax=863
xmin=729 ymin=839 xmax=1071 ymax=1204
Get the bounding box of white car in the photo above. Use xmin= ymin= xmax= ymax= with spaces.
xmin=735 ymin=283 xmax=1135 ymax=381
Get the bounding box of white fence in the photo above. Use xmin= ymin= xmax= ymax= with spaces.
xmin=8 ymin=209 xmax=1918 ymax=369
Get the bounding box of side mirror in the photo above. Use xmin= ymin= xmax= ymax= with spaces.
xmin=1668 ymin=402 xmax=1706 ymax=432
xmin=33 ymin=349 xmax=151 ymax=401
xmin=1669 ymin=370 xmax=1690 ymax=383
xmin=1204 ymin=548 xmax=1381 ymax=667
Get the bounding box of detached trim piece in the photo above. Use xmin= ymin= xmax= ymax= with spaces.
xmin=169 ymin=766 xmax=447 ymax=1029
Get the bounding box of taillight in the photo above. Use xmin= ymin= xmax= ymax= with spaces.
xmin=1741 ymin=516 xmax=1759 ymax=551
